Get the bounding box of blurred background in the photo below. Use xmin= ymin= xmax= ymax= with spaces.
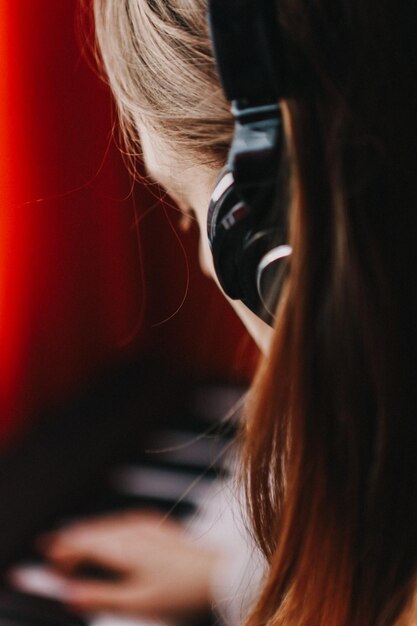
xmin=0 ymin=0 xmax=257 ymax=446
xmin=0 ymin=2 xmax=258 ymax=623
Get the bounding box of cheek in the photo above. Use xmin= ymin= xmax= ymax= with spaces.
xmin=193 ymin=208 xmax=215 ymax=279
xmin=197 ymin=232 xmax=273 ymax=353
xmin=198 ymin=234 xmax=215 ymax=279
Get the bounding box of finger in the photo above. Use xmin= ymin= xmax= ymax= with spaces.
xmin=42 ymin=533 xmax=127 ymax=576
xmin=65 ymin=581 xmax=187 ymax=617
xmin=63 ymin=581 xmax=150 ymax=615
xmin=45 ymin=547 xmax=126 ymax=578
xmin=41 ymin=511 xmax=184 ymax=579
xmin=44 ymin=512 xmax=177 ymax=558
xmin=40 ymin=509 xmax=174 ymax=553
xmin=43 ymin=519 xmax=123 ymax=557
xmin=41 ymin=511 xmax=155 ymax=551
xmin=38 ymin=512 xmax=133 ymax=550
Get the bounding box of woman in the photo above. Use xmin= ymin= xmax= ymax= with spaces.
xmin=24 ymin=1 xmax=417 ymax=624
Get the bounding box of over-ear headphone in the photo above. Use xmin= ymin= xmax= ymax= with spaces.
xmin=207 ymin=0 xmax=292 ymax=326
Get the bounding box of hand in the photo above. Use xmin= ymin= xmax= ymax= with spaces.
xmin=37 ymin=511 xmax=220 ymax=619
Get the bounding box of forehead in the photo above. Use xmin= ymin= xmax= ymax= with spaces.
xmin=137 ymin=120 xmax=220 ymax=219
xmin=139 ymin=123 xmax=216 ymax=212
xmin=139 ymin=124 xmax=185 ymax=187
xmin=139 ymin=124 xmax=170 ymax=179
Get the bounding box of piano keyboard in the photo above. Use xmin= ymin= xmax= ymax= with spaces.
xmin=0 ymin=377 xmax=244 ymax=626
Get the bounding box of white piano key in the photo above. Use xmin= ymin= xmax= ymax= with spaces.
xmin=9 ymin=565 xmax=171 ymax=626
xmin=109 ymin=465 xmax=213 ymax=505
xmin=8 ymin=563 xmax=73 ymax=601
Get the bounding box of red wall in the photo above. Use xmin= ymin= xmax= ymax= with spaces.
xmin=0 ymin=1 xmax=257 ymax=445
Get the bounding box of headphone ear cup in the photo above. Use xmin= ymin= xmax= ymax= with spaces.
xmin=208 ymin=167 xmax=291 ymax=325
xmin=239 ymin=229 xmax=276 ymax=309
xmin=207 ymin=170 xmax=252 ymax=300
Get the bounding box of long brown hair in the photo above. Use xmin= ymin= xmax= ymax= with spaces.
xmin=245 ymin=1 xmax=417 ymax=624
xmin=92 ymin=1 xmax=417 ymax=624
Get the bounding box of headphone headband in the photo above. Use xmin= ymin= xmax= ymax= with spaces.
xmin=208 ymin=0 xmax=285 ymax=104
